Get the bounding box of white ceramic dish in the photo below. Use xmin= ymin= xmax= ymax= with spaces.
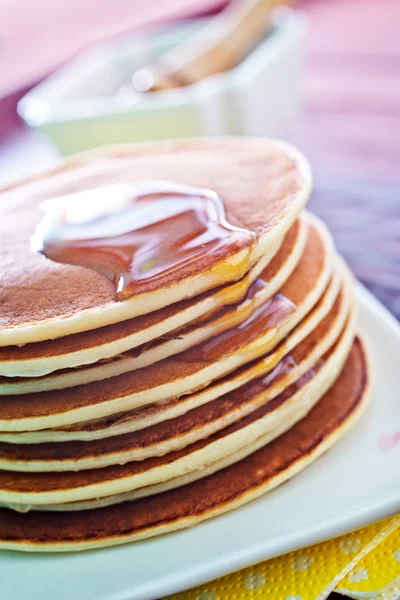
xmin=0 ymin=283 xmax=399 ymax=600
xmin=18 ymin=9 xmax=306 ymax=155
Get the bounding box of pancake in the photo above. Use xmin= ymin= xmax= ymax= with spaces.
xmin=0 ymin=284 xmax=355 ymax=472
xmin=5 ymin=259 xmax=347 ymax=444
xmin=0 ymin=338 xmax=370 ymax=551
xmin=0 ymin=217 xmax=308 ymax=379
xmin=0 ymin=216 xmax=306 ymax=387
xmin=0 ymin=316 xmax=355 ymax=507
xmin=0 ymin=216 xmax=333 ymax=431
xmin=0 ymin=138 xmax=311 ymax=346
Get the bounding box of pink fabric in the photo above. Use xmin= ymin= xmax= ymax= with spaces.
xmin=298 ymin=0 xmax=400 ymax=183
xmin=302 ymin=0 xmax=400 ymax=56
xmin=0 ymin=0 xmax=223 ymax=99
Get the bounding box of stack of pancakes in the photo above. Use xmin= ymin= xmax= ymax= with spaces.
xmin=0 ymin=139 xmax=370 ymax=552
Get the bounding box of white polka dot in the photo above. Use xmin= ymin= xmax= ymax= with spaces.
xmin=348 ymin=568 xmax=369 ymax=583
xmin=243 ymin=572 xmax=266 ymax=590
xmin=196 ymin=591 xmax=217 ymax=600
xmin=393 ymin=548 xmax=400 ymax=562
xmin=339 ymin=537 xmax=361 ymax=554
xmin=292 ymin=555 xmax=313 ymax=572
xmin=285 ymin=596 xmax=303 ymax=600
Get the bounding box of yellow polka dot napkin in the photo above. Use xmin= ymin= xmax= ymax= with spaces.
xmin=165 ymin=514 xmax=399 ymax=600
xmin=336 ymin=516 xmax=400 ymax=599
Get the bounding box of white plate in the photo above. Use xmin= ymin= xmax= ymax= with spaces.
xmin=0 ymin=284 xmax=399 ymax=600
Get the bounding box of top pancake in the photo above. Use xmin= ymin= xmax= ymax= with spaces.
xmin=0 ymin=138 xmax=311 ymax=345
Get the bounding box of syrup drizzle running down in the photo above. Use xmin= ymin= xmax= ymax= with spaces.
xmin=180 ymin=291 xmax=296 ymax=363
xmin=32 ymin=182 xmax=256 ymax=301
xmin=234 ymin=355 xmax=319 ymax=407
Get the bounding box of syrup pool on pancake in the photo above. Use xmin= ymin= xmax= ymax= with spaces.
xmin=31 ymin=181 xmax=256 ymax=301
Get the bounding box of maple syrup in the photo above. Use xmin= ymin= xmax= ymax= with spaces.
xmin=181 ymin=292 xmax=296 ymax=363
xmin=32 ymin=182 xmax=255 ymax=301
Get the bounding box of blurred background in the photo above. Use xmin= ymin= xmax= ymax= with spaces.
xmin=0 ymin=0 xmax=399 ymax=324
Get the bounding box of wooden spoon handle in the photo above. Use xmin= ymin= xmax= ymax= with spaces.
xmin=133 ymin=0 xmax=288 ymax=92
